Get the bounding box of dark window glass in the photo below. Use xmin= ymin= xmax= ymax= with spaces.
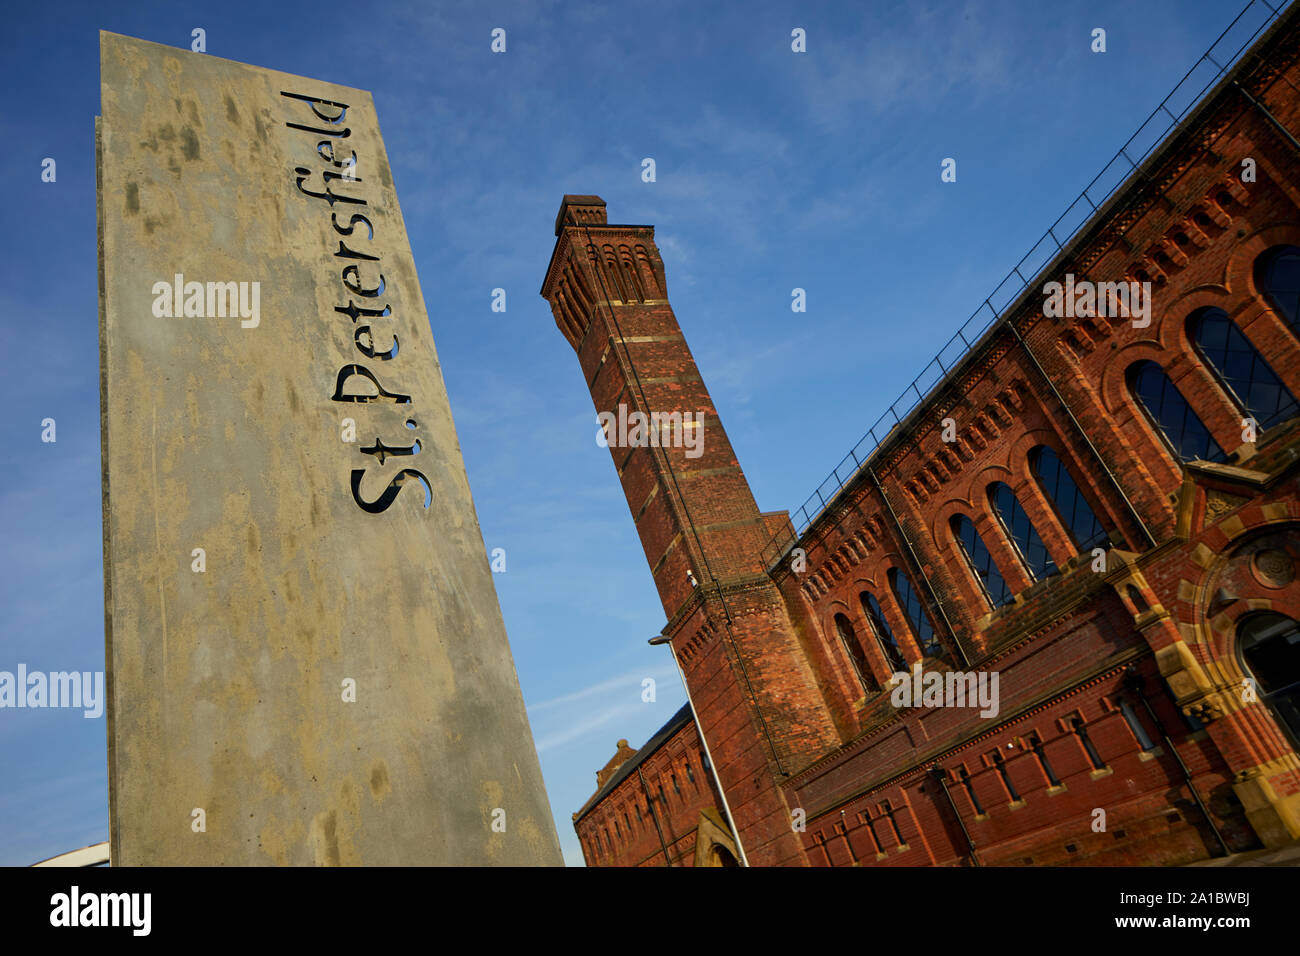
xmin=990 ymin=748 xmax=1020 ymax=802
xmin=989 ymin=483 xmax=1056 ymax=581
xmin=1190 ymin=308 xmax=1298 ymax=430
xmin=860 ymin=592 xmax=907 ymax=672
xmin=1030 ymin=446 xmax=1108 ymax=552
xmin=1118 ymin=699 xmax=1155 ymax=751
xmin=1238 ymin=612 xmax=1300 ymax=749
xmin=1070 ymin=715 xmax=1107 ymax=770
xmin=1128 ymin=360 xmax=1226 ymax=462
xmin=1026 ymin=731 xmax=1061 ymax=787
xmin=888 ymin=568 xmax=941 ymax=656
xmin=950 ymin=514 xmax=1014 ymax=608
xmin=1162 ymin=677 xmax=1203 ymax=733
xmin=1257 ymin=245 xmax=1300 ymax=334
xmin=957 ymin=766 xmax=983 ymax=815
xmin=834 ymin=613 xmax=876 ymax=692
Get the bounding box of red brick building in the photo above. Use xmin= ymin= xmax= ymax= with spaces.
xmin=548 ymin=5 xmax=1300 ymax=866
xmin=572 ymin=705 xmax=742 ymax=867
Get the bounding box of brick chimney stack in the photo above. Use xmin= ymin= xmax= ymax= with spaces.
xmin=541 ymin=196 xmax=840 ymax=865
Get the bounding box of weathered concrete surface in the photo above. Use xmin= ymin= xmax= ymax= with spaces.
xmin=97 ymin=31 xmax=561 ymax=865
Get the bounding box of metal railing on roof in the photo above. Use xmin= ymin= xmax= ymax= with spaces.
xmin=760 ymin=0 xmax=1292 ymax=571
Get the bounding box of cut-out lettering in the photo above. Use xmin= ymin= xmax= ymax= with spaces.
xmin=342 ymin=264 xmax=385 ymax=297
xmin=359 ymin=437 xmax=421 ymax=465
xmin=280 ymin=90 xmax=350 ymax=124
xmin=334 ymin=300 xmax=391 ymax=323
xmin=317 ymin=140 xmax=357 ymax=169
xmin=331 ymin=212 xmax=374 ymax=240
xmin=350 ymin=468 xmax=431 ymax=513
xmin=335 ymin=241 xmax=380 ymax=262
xmin=331 ymin=364 xmax=411 ymax=404
xmin=355 ymin=326 xmax=398 ymax=360
xmin=286 ymin=121 xmax=351 ymax=138
xmin=293 ymin=167 xmax=366 ymax=206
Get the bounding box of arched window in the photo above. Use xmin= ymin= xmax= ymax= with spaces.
xmin=989 ymin=482 xmax=1056 ymax=581
xmin=1189 ymin=307 xmax=1298 ymax=430
xmin=1029 ymin=446 xmax=1108 ymax=552
xmin=1238 ymin=612 xmax=1300 ymax=748
xmin=888 ymin=568 xmax=942 ymax=657
xmin=951 ymin=515 xmax=1014 ymax=608
xmin=1256 ymin=245 xmax=1300 ymax=335
xmin=860 ymin=592 xmax=907 ymax=672
xmin=834 ymin=612 xmax=876 ymax=692
xmin=1128 ymin=360 xmax=1226 ymax=462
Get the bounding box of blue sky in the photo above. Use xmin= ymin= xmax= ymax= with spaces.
xmin=0 ymin=0 xmax=1270 ymax=866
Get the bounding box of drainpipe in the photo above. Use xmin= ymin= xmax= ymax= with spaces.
xmin=927 ymin=766 xmax=981 ymax=866
xmin=866 ymin=468 xmax=971 ymax=667
xmin=1006 ymin=319 xmax=1156 ymax=550
xmin=650 ymin=632 xmax=751 ymax=866
xmin=1122 ymin=667 xmax=1230 ymax=857
xmin=1229 ymin=73 xmax=1300 ymax=157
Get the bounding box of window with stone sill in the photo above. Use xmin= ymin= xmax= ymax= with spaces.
xmin=834 ymin=612 xmax=878 ymax=694
xmin=1029 ymin=445 xmax=1110 ymax=553
xmin=1188 ymin=307 xmax=1298 ymax=431
xmin=989 ymin=482 xmax=1057 ymax=582
xmin=888 ymin=567 xmax=943 ymax=658
xmin=951 ymin=514 xmax=1014 ymax=609
xmin=860 ymin=591 xmax=907 ymax=673
xmin=1116 ymin=698 xmax=1157 ymax=752
xmin=1128 ymin=360 xmax=1226 ymax=463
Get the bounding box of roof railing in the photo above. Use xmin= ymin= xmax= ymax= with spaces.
xmin=760 ymin=0 xmax=1291 ymax=571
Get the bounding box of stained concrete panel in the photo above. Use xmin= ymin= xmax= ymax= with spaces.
xmin=97 ymin=31 xmax=561 ymax=865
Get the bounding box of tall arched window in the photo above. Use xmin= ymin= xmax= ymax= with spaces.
xmin=860 ymin=592 xmax=907 ymax=672
xmin=834 ymin=613 xmax=876 ymax=692
xmin=1128 ymin=360 xmax=1226 ymax=462
xmin=1237 ymin=612 xmax=1300 ymax=748
xmin=888 ymin=568 xmax=942 ymax=658
xmin=1256 ymin=245 xmax=1300 ymax=335
xmin=950 ymin=515 xmax=1013 ymax=608
xmin=1189 ymin=307 xmax=1298 ymax=430
xmin=1029 ymin=446 xmax=1109 ymax=552
xmin=989 ymin=482 xmax=1056 ymax=581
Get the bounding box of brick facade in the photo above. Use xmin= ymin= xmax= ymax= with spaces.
xmin=572 ymin=705 xmax=740 ymax=867
xmin=547 ymin=8 xmax=1300 ymax=866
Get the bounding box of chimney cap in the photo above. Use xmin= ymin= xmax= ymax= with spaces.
xmin=555 ymin=194 xmax=607 ymax=235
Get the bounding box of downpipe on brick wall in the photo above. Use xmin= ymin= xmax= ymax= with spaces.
xmin=927 ymin=765 xmax=981 ymax=867
xmin=651 ymin=631 xmax=751 ymax=866
xmin=1123 ymin=667 xmax=1230 ymax=858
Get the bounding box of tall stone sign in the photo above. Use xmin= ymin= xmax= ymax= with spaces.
xmin=97 ymin=32 xmax=561 ymax=865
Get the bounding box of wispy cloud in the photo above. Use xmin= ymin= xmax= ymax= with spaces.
xmin=529 ymin=665 xmax=677 ymax=714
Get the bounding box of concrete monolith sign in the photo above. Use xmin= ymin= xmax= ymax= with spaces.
xmin=97 ymin=31 xmax=561 ymax=865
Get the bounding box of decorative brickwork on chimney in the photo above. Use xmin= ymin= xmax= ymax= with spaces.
xmin=551 ymin=2 xmax=1300 ymax=867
